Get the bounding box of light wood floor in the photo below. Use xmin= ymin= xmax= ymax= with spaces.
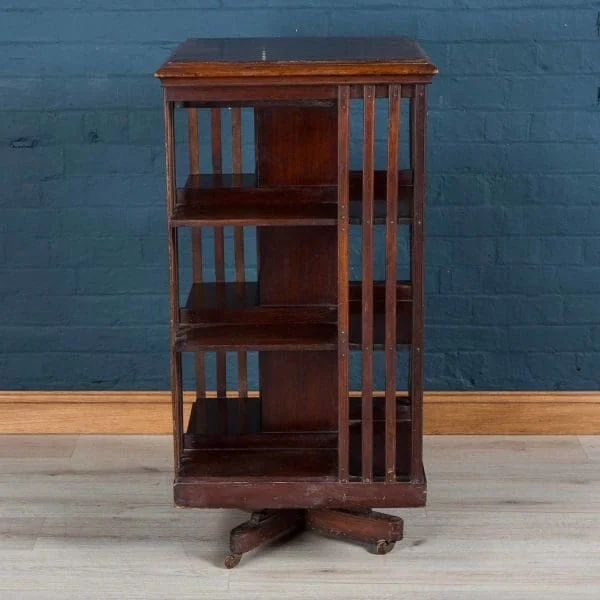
xmin=0 ymin=435 xmax=598 ymax=599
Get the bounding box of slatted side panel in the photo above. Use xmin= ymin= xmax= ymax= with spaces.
xmin=385 ymin=85 xmax=401 ymax=482
xmin=187 ymin=109 xmax=206 ymax=434
xmin=231 ymin=107 xmax=248 ymax=433
xmin=165 ymin=96 xmax=183 ymax=469
xmin=210 ymin=108 xmax=228 ymax=434
xmin=361 ymin=85 xmax=375 ymax=483
xmin=410 ymin=85 xmax=426 ymax=482
xmin=409 ymin=89 xmax=415 ymax=173
xmin=337 ymin=86 xmax=350 ymax=483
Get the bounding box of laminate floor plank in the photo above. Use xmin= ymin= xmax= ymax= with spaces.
xmin=0 ymin=435 xmax=598 ymax=600
xmin=0 ymin=434 xmax=77 ymax=458
xmin=70 ymin=435 xmax=173 ymax=472
xmin=0 ymin=517 xmax=45 ymax=551
xmin=426 ymin=435 xmax=590 ymax=465
xmin=578 ymin=436 xmax=600 ymax=461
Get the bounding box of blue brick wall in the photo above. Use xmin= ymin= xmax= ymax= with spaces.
xmin=1 ymin=1 xmax=599 ymax=390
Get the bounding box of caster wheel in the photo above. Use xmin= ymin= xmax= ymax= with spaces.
xmin=224 ymin=553 xmax=242 ymax=569
xmin=250 ymin=510 xmax=269 ymax=525
xmin=374 ymin=540 xmax=395 ymax=555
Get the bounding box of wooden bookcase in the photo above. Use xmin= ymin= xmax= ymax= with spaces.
xmin=155 ymin=37 xmax=437 ymax=567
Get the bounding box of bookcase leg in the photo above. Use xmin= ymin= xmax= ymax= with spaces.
xmin=225 ymin=509 xmax=305 ymax=568
xmin=305 ymin=508 xmax=403 ymax=555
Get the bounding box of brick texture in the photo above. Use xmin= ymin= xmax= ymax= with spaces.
xmin=1 ymin=2 xmax=598 ymax=390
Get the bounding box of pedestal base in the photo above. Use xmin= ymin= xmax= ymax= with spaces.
xmin=224 ymin=508 xmax=404 ymax=568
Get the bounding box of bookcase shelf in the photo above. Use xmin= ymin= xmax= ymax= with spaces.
xmin=157 ymin=35 xmax=436 ymax=565
xmin=175 ymin=323 xmax=338 ymax=352
xmin=177 ymin=281 xmax=412 ymax=350
xmin=170 ymin=171 xmax=412 ymax=227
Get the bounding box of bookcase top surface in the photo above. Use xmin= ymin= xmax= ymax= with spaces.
xmin=155 ymin=36 xmax=437 ymax=80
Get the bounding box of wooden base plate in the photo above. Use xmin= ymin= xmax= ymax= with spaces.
xmin=224 ymin=507 xmax=404 ymax=568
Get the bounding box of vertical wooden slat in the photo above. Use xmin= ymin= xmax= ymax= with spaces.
xmin=187 ymin=108 xmax=200 ymax=175
xmin=410 ymin=85 xmax=426 ymax=482
xmin=187 ymin=109 xmax=206 ymax=427
xmin=210 ymin=107 xmax=223 ymax=174
xmin=211 ymin=107 xmax=227 ymax=433
xmin=231 ymin=107 xmax=248 ymax=432
xmin=188 ymin=110 xmax=202 ymax=288
xmin=385 ymin=85 xmax=400 ymax=483
xmin=164 ymin=95 xmax=183 ymax=470
xmin=361 ymin=85 xmax=375 ymax=483
xmin=409 ymin=93 xmax=415 ymax=173
xmin=337 ymin=86 xmax=350 ymax=483
xmin=231 ymin=108 xmax=245 ymax=286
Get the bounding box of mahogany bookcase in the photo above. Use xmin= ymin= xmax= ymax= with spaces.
xmin=155 ymin=37 xmax=437 ymax=568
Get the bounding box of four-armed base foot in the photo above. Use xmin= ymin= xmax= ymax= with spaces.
xmin=224 ymin=508 xmax=404 ymax=568
xmin=225 ymin=509 xmax=305 ymax=569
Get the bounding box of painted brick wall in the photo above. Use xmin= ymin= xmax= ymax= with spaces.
xmin=1 ymin=1 xmax=599 ymax=390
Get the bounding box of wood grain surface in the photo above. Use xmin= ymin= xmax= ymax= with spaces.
xmin=155 ymin=37 xmax=437 ymax=80
xmin=0 ymin=391 xmax=598 ymax=434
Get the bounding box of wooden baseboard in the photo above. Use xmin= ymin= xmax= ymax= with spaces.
xmin=0 ymin=391 xmax=598 ymax=435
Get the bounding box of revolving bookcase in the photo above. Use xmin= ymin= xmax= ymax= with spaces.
xmin=155 ymin=37 xmax=437 ymax=568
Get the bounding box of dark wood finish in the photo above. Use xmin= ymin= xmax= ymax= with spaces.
xmin=256 ymin=106 xmax=339 ymax=433
xmin=186 ymin=394 xmax=261 ymax=438
xmin=306 ymin=508 xmax=403 ymax=552
xmin=187 ymin=108 xmax=207 ymax=424
xmin=349 ymin=298 xmax=412 ymax=348
xmin=184 ymin=431 xmax=338 ymax=451
xmin=361 ymin=85 xmax=375 ymax=483
xmin=226 ymin=510 xmax=305 ymax=568
xmin=164 ymin=79 xmax=433 ymax=102
xmin=177 ymin=308 xmax=410 ymax=351
xmin=174 ymin=84 xmax=415 ymax=106
xmin=184 ymin=395 xmax=411 ymax=447
xmin=180 ymin=282 xmax=336 ymax=325
xmin=337 ymin=85 xmax=350 ymax=483
xmin=224 ymin=505 xmax=404 ymax=567
xmin=410 ymin=85 xmax=426 ymax=483
xmin=179 ymin=448 xmax=338 ymax=481
xmin=163 ymin=96 xmax=184 ymax=470
xmin=258 ymin=233 xmax=337 ymax=305
xmin=349 ymin=421 xmax=412 ymax=480
xmin=187 ymin=108 xmax=200 ymax=174
xmin=174 ymin=478 xmax=426 ymax=511
xmin=179 ymin=281 xmax=410 ymax=347
xmin=171 ymin=198 xmax=338 ymax=226
xmin=230 ymin=107 xmax=248 ymax=430
xmin=385 ymin=84 xmax=401 ymax=482
xmin=210 ymin=107 xmax=223 ymax=173
xmin=155 ymin=37 xmax=437 ymax=79
xmin=171 ymin=171 xmax=412 ymax=227
xmin=175 ymin=323 xmax=337 ymax=352
xmin=171 ymin=86 xmax=339 ymax=102
xmin=225 ymin=506 xmax=402 ymax=567
xmin=259 ymin=353 xmax=338 ymax=432
xmin=351 ymin=280 xmax=412 ymax=301
xmin=158 ymin=36 xmax=435 ymax=564
xmin=256 ymin=106 xmax=338 ymax=186
xmin=209 ymin=107 xmax=227 ymax=433
xmin=349 ymin=170 xmax=412 ymax=224
xmin=349 ymin=395 xmax=411 ymax=423
xmin=213 ymin=229 xmax=226 ymax=281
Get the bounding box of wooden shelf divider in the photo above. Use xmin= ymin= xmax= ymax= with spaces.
xmin=170 ymin=171 xmax=412 ymax=227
